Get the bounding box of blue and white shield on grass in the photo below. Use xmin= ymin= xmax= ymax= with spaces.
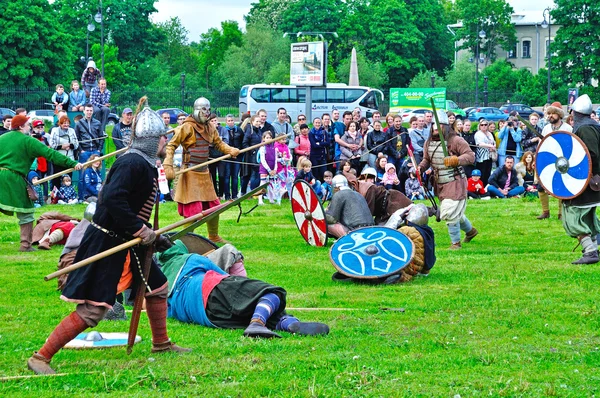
xmin=536 ymin=130 xmax=591 ymax=200
xmin=329 ymin=226 xmax=414 ymax=279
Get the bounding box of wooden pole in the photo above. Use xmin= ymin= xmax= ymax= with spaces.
xmin=34 ymin=147 xmax=128 ymax=185
xmin=175 ymin=135 xmax=287 ymax=176
xmin=44 ymin=201 xmax=231 ymax=281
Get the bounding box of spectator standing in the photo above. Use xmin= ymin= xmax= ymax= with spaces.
xmin=208 ymin=114 xmax=229 ymax=198
xmin=112 ymin=108 xmax=134 ymax=153
xmin=339 ymin=121 xmax=363 ymax=171
xmin=81 ymin=60 xmax=101 ymax=95
xmin=308 ymin=117 xmax=329 ymax=181
xmin=332 ymin=111 xmax=352 ymax=166
xmin=474 ymin=120 xmax=496 ymax=186
xmin=460 ymin=120 xmax=476 ymax=177
xmin=294 ymin=124 xmax=311 ymax=162
xmin=521 ymin=113 xmax=543 ymax=154
xmin=32 ymin=120 xmax=51 ymax=200
xmin=48 ymin=116 xmax=79 ymax=191
xmin=422 ymin=111 xmax=433 ymax=137
xmin=389 ymin=115 xmax=411 ymax=174
xmin=271 ymin=107 xmax=293 ymax=144
xmin=89 ymin=78 xmax=111 ymax=134
xmin=366 ymin=120 xmax=393 ymax=167
xmin=0 ymin=115 xmax=11 ymax=136
xmin=75 ymin=104 xmax=103 ymax=200
xmin=497 ymin=116 xmax=523 ymax=167
xmin=409 ymin=116 xmax=428 ymax=165
xmin=68 ymin=81 xmax=86 ymax=112
xmin=224 ymin=114 xmax=244 ymax=200
xmin=241 ymin=115 xmax=262 ymax=195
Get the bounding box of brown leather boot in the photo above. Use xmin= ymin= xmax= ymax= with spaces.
xmin=463 ymin=228 xmax=478 ymax=243
xmin=207 ymin=216 xmax=229 ymax=244
xmin=449 ymin=242 xmax=462 ymax=250
xmin=27 ymin=352 xmax=55 ymax=375
xmin=19 ymin=222 xmax=36 ymax=252
xmin=537 ymin=211 xmax=550 ymax=220
xmin=151 ymin=340 xmax=192 ymax=353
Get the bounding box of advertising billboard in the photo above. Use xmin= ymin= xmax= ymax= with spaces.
xmin=290 ymin=41 xmax=326 ymax=86
xmin=389 ymin=88 xmax=446 ymax=113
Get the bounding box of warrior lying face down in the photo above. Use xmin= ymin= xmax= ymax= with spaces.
xmin=157 ymin=241 xmax=330 ymax=339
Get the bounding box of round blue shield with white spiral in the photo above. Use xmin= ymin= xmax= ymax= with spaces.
xmin=535 ymin=131 xmax=591 ymax=199
xmin=329 ymin=226 xmax=414 ymax=279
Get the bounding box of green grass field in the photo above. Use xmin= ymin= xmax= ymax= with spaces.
xmin=1 ymin=196 xmax=599 ymax=396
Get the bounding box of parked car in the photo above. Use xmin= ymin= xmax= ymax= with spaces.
xmin=27 ymin=110 xmax=55 ymax=123
xmin=156 ymin=108 xmax=188 ymax=125
xmin=466 ymin=107 xmax=509 ymax=122
xmin=498 ymin=103 xmax=543 ymax=119
xmin=0 ymin=108 xmax=15 ymax=118
xmin=446 ymin=100 xmax=466 ymax=120
xmin=399 ymin=108 xmax=430 ymax=123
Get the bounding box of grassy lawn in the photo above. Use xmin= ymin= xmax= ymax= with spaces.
xmin=0 ymin=196 xmax=599 ymax=396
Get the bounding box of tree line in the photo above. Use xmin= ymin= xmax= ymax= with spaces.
xmin=0 ymin=0 xmax=597 ymax=106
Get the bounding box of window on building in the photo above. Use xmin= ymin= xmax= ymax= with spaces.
xmin=522 ymin=40 xmax=531 ymax=58
xmin=508 ymin=42 xmax=518 ymax=59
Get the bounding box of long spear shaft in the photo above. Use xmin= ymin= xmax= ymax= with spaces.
xmin=34 ymin=148 xmax=128 ymax=185
xmin=44 ymin=201 xmax=230 ymax=281
xmin=175 ymin=136 xmax=287 ymax=176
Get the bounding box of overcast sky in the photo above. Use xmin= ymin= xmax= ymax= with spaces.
xmin=153 ymin=0 xmax=556 ymax=43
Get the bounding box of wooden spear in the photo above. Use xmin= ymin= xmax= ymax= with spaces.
xmin=44 ymin=201 xmax=231 ymax=281
xmin=175 ymin=135 xmax=287 ymax=176
xmin=34 ymin=147 xmax=128 ymax=185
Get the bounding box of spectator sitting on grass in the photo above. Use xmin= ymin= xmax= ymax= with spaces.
xmin=467 ymin=169 xmax=491 ymax=200
xmin=57 ymin=175 xmax=78 ymax=205
xmin=82 ymin=154 xmax=103 ymax=203
xmin=487 ymin=156 xmax=525 ymax=199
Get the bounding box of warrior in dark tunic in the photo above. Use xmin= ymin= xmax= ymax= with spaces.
xmin=28 ymin=100 xmax=190 ymax=375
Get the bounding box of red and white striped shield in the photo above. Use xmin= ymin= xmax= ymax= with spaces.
xmin=291 ymin=180 xmax=328 ymax=247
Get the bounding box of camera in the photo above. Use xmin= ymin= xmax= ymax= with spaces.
xmin=507 ymin=121 xmax=513 ymax=128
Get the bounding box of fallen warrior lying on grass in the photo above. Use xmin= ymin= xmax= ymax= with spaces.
xmin=157 ymin=241 xmax=330 ymax=338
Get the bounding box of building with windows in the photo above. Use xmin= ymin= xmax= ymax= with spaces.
xmin=448 ymin=11 xmax=559 ymax=75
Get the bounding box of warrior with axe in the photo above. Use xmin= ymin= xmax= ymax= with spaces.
xmin=418 ymin=104 xmax=479 ymax=250
xmin=28 ymin=97 xmax=190 ymax=376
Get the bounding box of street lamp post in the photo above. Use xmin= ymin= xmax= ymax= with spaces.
xmin=541 ymin=8 xmax=551 ymax=103
xmin=94 ymin=0 xmax=104 ymax=77
xmin=483 ymin=76 xmax=489 ymax=106
xmin=474 ymin=28 xmax=486 ymax=107
xmin=86 ymin=15 xmax=95 ymax=61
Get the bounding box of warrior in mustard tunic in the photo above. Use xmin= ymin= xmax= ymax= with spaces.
xmin=163 ymin=97 xmax=240 ymax=243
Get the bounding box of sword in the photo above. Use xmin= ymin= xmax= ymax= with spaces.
xmin=127 ymin=196 xmax=159 ymax=355
xmin=430 ymin=98 xmax=448 ymax=157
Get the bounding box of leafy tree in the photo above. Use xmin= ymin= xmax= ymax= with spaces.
xmin=90 ymin=43 xmax=133 ymax=89
xmin=455 ymin=0 xmax=516 ymax=65
xmin=278 ymin=0 xmax=345 ymax=37
xmin=245 ymin=0 xmax=294 ymax=31
xmin=155 ymin=17 xmax=200 ymax=76
xmin=53 ymin=0 xmax=164 ymax=68
xmin=0 ymin=0 xmax=77 ymax=87
xmin=195 ymin=21 xmax=244 ymax=89
xmin=213 ymin=26 xmax=291 ymax=90
xmin=336 ymin=51 xmax=388 ymax=88
xmin=404 ymin=0 xmax=453 ymax=73
xmin=552 ymin=0 xmax=600 ymax=90
xmin=408 ymin=71 xmax=445 ymax=89
xmin=444 ymin=58 xmax=477 ymax=92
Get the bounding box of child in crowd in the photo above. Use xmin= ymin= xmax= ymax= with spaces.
xmin=322 ymin=171 xmax=333 ymax=201
xmin=338 ymin=160 xmax=352 ymax=175
xmin=382 ymin=163 xmax=401 ymax=190
xmin=69 ymin=80 xmax=86 ymax=112
xmin=295 ymin=158 xmax=323 ymax=198
xmin=404 ymin=167 xmax=424 ymax=200
xmin=51 ymin=84 xmax=69 ymax=112
xmin=467 ymin=169 xmax=491 ymax=200
xmin=274 ymin=134 xmax=295 ymax=198
xmin=28 ymin=171 xmax=45 ymax=208
xmin=57 ymin=175 xmax=78 ymax=205
xmin=375 ymin=155 xmax=387 ymax=185
xmin=82 ymin=155 xmax=103 ymax=202
xmin=258 ymin=131 xmax=279 ymax=205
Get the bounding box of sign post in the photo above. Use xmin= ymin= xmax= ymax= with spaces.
xmin=290 ymin=41 xmax=326 ymax=122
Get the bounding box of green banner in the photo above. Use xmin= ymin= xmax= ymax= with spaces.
xmin=389 ymin=88 xmax=446 ymax=112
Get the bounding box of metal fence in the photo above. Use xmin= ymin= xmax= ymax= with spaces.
xmin=0 ymin=87 xmax=523 ymax=118
xmin=0 ymin=87 xmax=239 ymax=117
